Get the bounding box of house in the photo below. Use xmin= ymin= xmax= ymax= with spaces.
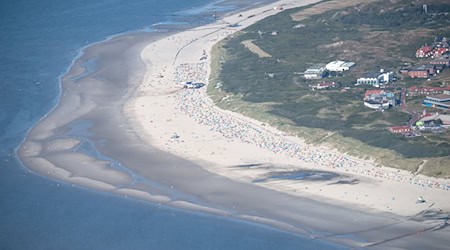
xmin=357 ymin=71 xmax=393 ymax=88
xmin=407 ymin=67 xmax=431 ymax=78
xmin=432 ymin=47 xmax=449 ymax=58
xmin=309 ymin=82 xmax=336 ymax=90
xmin=363 ymin=90 xmax=395 ymax=109
xmin=364 ymin=89 xmax=384 ymax=99
xmin=325 ymin=60 xmax=355 ymax=72
xmin=407 ymin=86 xmax=450 ymax=97
xmin=430 ymin=56 xmax=450 ymax=67
xmin=422 ymin=94 xmax=450 ymax=110
xmin=388 ymin=126 xmax=411 ymax=134
xmin=304 ymin=65 xmax=327 ymax=79
xmin=416 ymin=45 xmax=432 ymax=58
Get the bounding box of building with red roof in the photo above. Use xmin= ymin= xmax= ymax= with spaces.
xmin=432 ymin=47 xmax=449 ymax=58
xmin=388 ymin=126 xmax=411 ymax=134
xmin=407 ymin=86 xmax=450 ymax=97
xmin=416 ymin=45 xmax=432 ymax=58
xmin=364 ymin=89 xmax=384 ymax=100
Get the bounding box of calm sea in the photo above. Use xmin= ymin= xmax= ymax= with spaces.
xmin=0 ymin=0 xmax=342 ymax=249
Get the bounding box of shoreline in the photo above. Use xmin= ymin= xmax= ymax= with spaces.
xmin=130 ymin=0 xmax=450 ymax=216
xmin=18 ymin=0 xmax=450 ymax=248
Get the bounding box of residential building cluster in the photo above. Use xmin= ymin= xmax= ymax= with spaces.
xmin=401 ymin=55 xmax=450 ymax=79
xmin=388 ymin=113 xmax=450 ymax=136
xmin=401 ymin=36 xmax=450 ymax=80
xmin=415 ymin=36 xmax=449 ymax=58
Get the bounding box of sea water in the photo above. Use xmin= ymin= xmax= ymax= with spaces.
xmin=0 ymin=0 xmax=342 ymax=249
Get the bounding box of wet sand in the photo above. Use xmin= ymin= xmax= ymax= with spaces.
xmin=18 ymin=0 xmax=450 ymax=249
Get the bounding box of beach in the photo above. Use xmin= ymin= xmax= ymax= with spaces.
xmin=130 ymin=0 xmax=450 ymax=215
xmin=18 ymin=0 xmax=450 ymax=248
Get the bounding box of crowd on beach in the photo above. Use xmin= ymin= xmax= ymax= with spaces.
xmin=171 ymin=62 xmax=450 ymax=191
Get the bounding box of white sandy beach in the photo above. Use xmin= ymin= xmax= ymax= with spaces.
xmin=127 ymin=0 xmax=450 ymax=218
xmin=17 ymin=0 xmax=450 ymax=247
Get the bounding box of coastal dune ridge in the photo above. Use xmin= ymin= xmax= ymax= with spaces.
xmin=133 ymin=0 xmax=450 ymax=215
xmin=18 ymin=0 xmax=450 ymax=248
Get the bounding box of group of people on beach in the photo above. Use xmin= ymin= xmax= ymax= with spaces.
xmin=171 ymin=62 xmax=450 ymax=191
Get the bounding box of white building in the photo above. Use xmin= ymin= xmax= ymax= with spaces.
xmin=325 ymin=60 xmax=355 ymax=72
xmin=304 ymin=65 xmax=327 ymax=79
xmin=357 ymin=70 xmax=394 ymax=88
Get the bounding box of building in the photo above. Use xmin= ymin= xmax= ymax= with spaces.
xmin=407 ymin=66 xmax=432 ymax=78
xmin=357 ymin=72 xmax=380 ymax=86
xmin=432 ymin=36 xmax=449 ymax=49
xmin=364 ymin=89 xmax=384 ymax=99
xmin=304 ymin=65 xmax=327 ymax=79
xmin=363 ymin=90 xmax=395 ymax=109
xmin=407 ymin=86 xmax=450 ymax=97
xmin=416 ymin=45 xmax=432 ymax=58
xmin=429 ymin=56 xmax=450 ymax=67
xmin=416 ymin=36 xmax=449 ymax=58
xmin=422 ymin=94 xmax=450 ymax=110
xmin=357 ymin=71 xmax=393 ymax=88
xmin=432 ymin=47 xmax=449 ymax=58
xmin=309 ymin=82 xmax=336 ymax=90
xmin=325 ymin=60 xmax=355 ymax=72
xmin=416 ymin=114 xmax=450 ymax=128
xmin=388 ymin=126 xmax=411 ymax=134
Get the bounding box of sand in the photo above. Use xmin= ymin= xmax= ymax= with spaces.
xmin=18 ymin=0 xmax=450 ymax=248
xmin=129 ymin=0 xmax=450 ymax=217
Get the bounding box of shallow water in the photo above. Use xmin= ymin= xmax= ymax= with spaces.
xmin=0 ymin=0 xmax=343 ymax=249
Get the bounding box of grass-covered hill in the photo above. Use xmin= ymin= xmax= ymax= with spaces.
xmin=208 ymin=0 xmax=450 ymax=177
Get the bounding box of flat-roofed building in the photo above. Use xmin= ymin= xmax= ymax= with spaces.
xmin=388 ymin=126 xmax=411 ymax=134
xmin=422 ymin=94 xmax=450 ymax=110
xmin=304 ymin=64 xmax=327 ymax=79
xmin=357 ymin=71 xmax=393 ymax=88
xmin=325 ymin=60 xmax=355 ymax=72
xmin=430 ymin=56 xmax=450 ymax=67
xmin=408 ymin=67 xmax=431 ymax=78
xmin=418 ymin=114 xmax=450 ymax=126
xmin=309 ymin=81 xmax=336 ymax=90
xmin=407 ymin=86 xmax=450 ymax=96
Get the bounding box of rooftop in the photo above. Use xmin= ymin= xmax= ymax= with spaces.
xmin=409 ymin=86 xmax=450 ymax=91
xmin=362 ymin=72 xmax=381 ymax=78
xmin=426 ymin=94 xmax=450 ymax=102
xmin=364 ymin=89 xmax=387 ymax=99
xmin=419 ymin=114 xmax=450 ymax=124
